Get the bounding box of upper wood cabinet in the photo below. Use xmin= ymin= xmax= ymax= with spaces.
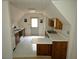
xmin=54 ymin=18 xmax=63 ymax=30
xmin=48 ymin=19 xmax=54 ymax=27
xmin=48 ymin=18 xmax=63 ymax=30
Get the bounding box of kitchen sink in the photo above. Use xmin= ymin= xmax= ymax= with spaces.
xmin=47 ymin=30 xmax=57 ymax=34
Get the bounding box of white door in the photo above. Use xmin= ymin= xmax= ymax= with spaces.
xmin=31 ymin=18 xmax=39 ymax=36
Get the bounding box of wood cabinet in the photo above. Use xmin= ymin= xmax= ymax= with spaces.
xmin=37 ymin=41 xmax=68 ymax=59
xmin=48 ymin=18 xmax=63 ymax=30
xmin=19 ymin=29 xmax=25 ymax=37
xmin=48 ymin=19 xmax=54 ymax=27
xmin=52 ymin=41 xmax=68 ymax=59
xmin=37 ymin=44 xmax=52 ymax=56
xmin=55 ymin=18 xmax=63 ymax=30
xmin=15 ymin=32 xmax=20 ymax=46
xmin=15 ymin=29 xmax=25 ymax=47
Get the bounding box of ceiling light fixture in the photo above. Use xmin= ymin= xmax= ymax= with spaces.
xmin=29 ymin=10 xmax=36 ymax=13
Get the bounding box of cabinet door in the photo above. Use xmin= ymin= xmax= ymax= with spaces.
xmin=55 ymin=18 xmax=63 ymax=30
xmin=48 ymin=19 xmax=54 ymax=27
xmin=15 ymin=33 xmax=20 ymax=46
xmin=37 ymin=44 xmax=52 ymax=56
xmin=22 ymin=29 xmax=25 ymax=36
xmin=52 ymin=41 xmax=68 ymax=59
xmin=19 ymin=29 xmax=25 ymax=37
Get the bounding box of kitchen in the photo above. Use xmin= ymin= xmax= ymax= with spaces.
xmin=3 ymin=0 xmax=76 ymax=59
xmin=13 ymin=14 xmax=69 ymax=59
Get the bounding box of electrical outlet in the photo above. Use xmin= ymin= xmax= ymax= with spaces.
xmin=67 ymin=31 xmax=70 ymax=34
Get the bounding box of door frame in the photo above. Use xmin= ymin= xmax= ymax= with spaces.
xmin=30 ymin=17 xmax=39 ymax=36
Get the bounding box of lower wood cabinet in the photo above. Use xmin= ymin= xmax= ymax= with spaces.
xmin=15 ymin=32 xmax=20 ymax=46
xmin=19 ymin=29 xmax=25 ymax=37
xmin=37 ymin=41 xmax=68 ymax=59
xmin=15 ymin=29 xmax=25 ymax=47
xmin=37 ymin=44 xmax=52 ymax=56
xmin=52 ymin=41 xmax=68 ymax=59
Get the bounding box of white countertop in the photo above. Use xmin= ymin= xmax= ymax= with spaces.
xmin=32 ymin=37 xmax=52 ymax=44
xmin=31 ymin=33 xmax=68 ymax=44
xmin=30 ymin=31 xmax=69 ymax=44
xmin=14 ymin=28 xmax=24 ymax=34
xmin=13 ymin=36 xmax=69 ymax=57
xmin=46 ymin=31 xmax=69 ymax=42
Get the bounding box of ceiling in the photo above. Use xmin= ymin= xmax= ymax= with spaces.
xmin=10 ymin=0 xmax=52 ymax=11
xmin=3 ymin=0 xmax=70 ymax=25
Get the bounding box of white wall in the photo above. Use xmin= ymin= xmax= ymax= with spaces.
xmin=18 ymin=13 xmax=46 ymax=36
xmin=44 ymin=2 xmax=70 ymax=38
xmin=10 ymin=4 xmax=46 ymax=36
xmin=10 ymin=27 xmax=15 ymax=50
xmin=10 ymin=2 xmax=70 ymax=37
xmin=2 ymin=1 xmax=13 ymax=59
xmin=61 ymin=25 xmax=70 ymax=37
xmin=39 ymin=15 xmax=46 ymax=36
xmin=52 ymin=0 xmax=77 ymax=59
xmin=10 ymin=4 xmax=25 ymax=26
xmin=45 ymin=1 xmax=70 ymax=25
xmin=9 ymin=4 xmax=26 ymax=49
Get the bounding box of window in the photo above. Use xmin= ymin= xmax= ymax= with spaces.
xmin=31 ymin=18 xmax=38 ymax=27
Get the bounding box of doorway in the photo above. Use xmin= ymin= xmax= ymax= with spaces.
xmin=31 ymin=18 xmax=39 ymax=36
